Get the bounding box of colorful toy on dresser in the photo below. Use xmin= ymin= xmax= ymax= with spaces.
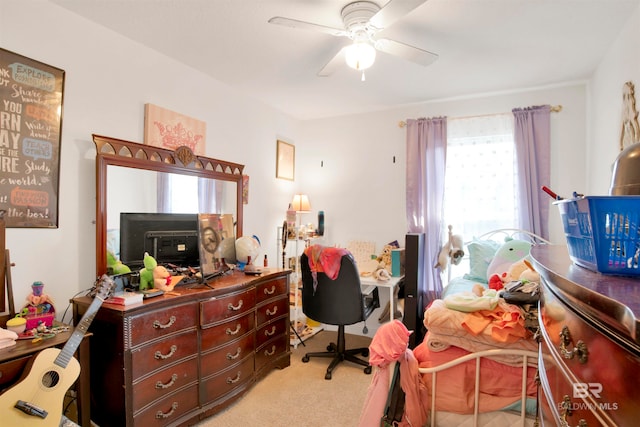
xmin=22 ymin=281 xmax=56 ymax=330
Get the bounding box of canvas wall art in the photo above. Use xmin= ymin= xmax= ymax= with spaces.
xmin=144 ymin=103 xmax=206 ymax=155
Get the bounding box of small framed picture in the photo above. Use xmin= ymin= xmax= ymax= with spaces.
xmin=276 ymin=140 xmax=295 ymax=181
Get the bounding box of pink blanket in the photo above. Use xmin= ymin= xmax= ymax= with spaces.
xmin=358 ymin=320 xmax=428 ymax=427
xmin=414 ymin=337 xmax=538 ymax=415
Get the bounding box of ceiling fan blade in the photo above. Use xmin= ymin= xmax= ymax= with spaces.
xmin=318 ymin=47 xmax=347 ymax=77
xmin=369 ymin=0 xmax=428 ymax=29
xmin=375 ymin=38 xmax=438 ymax=66
xmin=268 ymin=16 xmax=348 ymax=37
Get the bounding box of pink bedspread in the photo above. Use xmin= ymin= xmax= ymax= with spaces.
xmin=414 ymin=338 xmax=538 ymax=415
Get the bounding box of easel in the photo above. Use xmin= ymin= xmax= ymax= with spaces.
xmin=0 ymin=210 xmax=16 ymax=325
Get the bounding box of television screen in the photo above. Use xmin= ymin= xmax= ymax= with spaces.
xmin=119 ymin=212 xmax=200 ymax=269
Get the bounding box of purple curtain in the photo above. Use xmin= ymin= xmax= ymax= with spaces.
xmin=198 ymin=177 xmax=221 ymax=213
xmin=157 ymin=173 xmax=171 ymax=213
xmin=406 ymin=117 xmax=447 ymax=302
xmin=512 ymin=105 xmax=551 ymax=239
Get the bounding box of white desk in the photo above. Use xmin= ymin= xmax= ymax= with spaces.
xmin=360 ymin=275 xmax=404 ymax=324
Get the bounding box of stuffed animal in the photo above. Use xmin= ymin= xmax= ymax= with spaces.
xmin=139 ymin=252 xmax=157 ymax=290
xmin=107 ymin=250 xmax=131 ymax=275
xmin=377 ymin=244 xmax=395 ymax=273
xmin=486 ymin=238 xmax=532 ymax=279
xmin=153 ymin=264 xmax=175 ymax=292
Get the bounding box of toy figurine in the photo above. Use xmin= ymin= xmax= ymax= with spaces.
xmin=26 ymin=281 xmax=54 ymax=312
xmin=139 ymin=252 xmax=156 ymax=290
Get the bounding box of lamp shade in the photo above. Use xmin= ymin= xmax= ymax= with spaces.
xmin=291 ymin=194 xmax=311 ymax=212
xmin=345 ymin=42 xmax=376 ymax=71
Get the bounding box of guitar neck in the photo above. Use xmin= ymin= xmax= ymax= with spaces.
xmin=54 ymin=293 xmax=105 ymax=369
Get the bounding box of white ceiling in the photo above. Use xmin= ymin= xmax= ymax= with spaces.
xmin=51 ymin=0 xmax=639 ymax=120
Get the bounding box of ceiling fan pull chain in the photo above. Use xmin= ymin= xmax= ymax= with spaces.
xmin=361 ymin=71 xmax=366 ymax=82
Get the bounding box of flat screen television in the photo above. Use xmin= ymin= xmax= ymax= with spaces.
xmin=119 ymin=212 xmax=200 ymax=269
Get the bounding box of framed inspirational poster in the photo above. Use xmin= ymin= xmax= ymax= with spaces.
xmin=0 ymin=48 xmax=65 ymax=228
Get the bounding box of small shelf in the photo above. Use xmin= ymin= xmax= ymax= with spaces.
xmin=290 ymin=320 xmax=323 ymax=346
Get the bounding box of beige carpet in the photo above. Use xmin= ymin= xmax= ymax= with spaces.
xmin=197 ymin=331 xmax=374 ymax=427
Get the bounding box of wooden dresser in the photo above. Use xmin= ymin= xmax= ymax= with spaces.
xmin=532 ymin=245 xmax=640 ymax=426
xmin=72 ymin=269 xmax=291 ymax=427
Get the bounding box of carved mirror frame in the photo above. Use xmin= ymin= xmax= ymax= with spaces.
xmin=93 ymin=134 xmax=244 ymax=277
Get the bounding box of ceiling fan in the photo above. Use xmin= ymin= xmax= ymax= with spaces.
xmin=268 ymin=0 xmax=438 ymax=79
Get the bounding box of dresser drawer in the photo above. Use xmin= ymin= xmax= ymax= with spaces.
xmin=540 ymin=281 xmax=640 ymax=425
xmin=201 ymin=356 xmax=254 ymax=402
xmin=256 ymin=295 xmax=288 ymax=327
xmin=132 ymin=383 xmax=199 ymax=427
xmin=132 ymin=356 xmax=198 ymax=411
xmin=200 ymin=288 xmax=256 ymax=326
xmin=539 ymin=338 xmax=602 ymax=426
xmin=128 ymin=303 xmax=198 ymax=348
xmin=201 ymin=333 xmax=255 ymax=377
xmin=256 ymin=277 xmax=288 ymax=304
xmin=255 ymin=334 xmax=288 ymax=372
xmin=0 ymin=355 xmax=31 ymax=389
xmin=256 ymin=316 xmax=288 ymax=348
xmin=201 ymin=311 xmax=255 ymax=351
xmin=131 ymin=330 xmax=198 ymax=379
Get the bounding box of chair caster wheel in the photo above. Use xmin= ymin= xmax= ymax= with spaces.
xmin=362 ymin=349 xmax=369 ymax=357
xmin=325 ymin=372 xmax=332 ymax=380
xmin=302 ymin=355 xmax=310 ymax=363
xmin=364 ymin=366 xmax=372 ymax=374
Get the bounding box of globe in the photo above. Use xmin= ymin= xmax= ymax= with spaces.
xmin=235 ymin=235 xmax=261 ymax=264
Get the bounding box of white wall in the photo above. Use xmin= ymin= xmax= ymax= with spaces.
xmin=589 ymin=4 xmax=640 ymax=195
xmin=298 ymin=84 xmax=588 ymax=252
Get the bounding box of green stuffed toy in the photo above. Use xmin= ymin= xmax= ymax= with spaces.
xmin=139 ymin=252 xmax=157 ymax=290
xmin=107 ymin=250 xmax=131 ymax=275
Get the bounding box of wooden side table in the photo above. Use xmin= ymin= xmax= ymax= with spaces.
xmin=0 ymin=324 xmax=91 ymax=426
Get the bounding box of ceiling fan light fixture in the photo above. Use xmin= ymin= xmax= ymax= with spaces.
xmin=344 ymin=41 xmax=376 ymax=71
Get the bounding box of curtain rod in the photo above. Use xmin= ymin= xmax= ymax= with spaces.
xmin=397 ymin=104 xmax=562 ymax=128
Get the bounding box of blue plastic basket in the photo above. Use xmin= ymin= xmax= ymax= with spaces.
xmin=555 ymin=196 xmax=640 ymax=275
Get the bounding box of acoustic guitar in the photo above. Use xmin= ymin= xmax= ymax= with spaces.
xmin=0 ymin=274 xmax=114 ymax=426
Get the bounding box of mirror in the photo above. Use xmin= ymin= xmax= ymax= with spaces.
xmin=94 ymin=134 xmax=244 ymax=276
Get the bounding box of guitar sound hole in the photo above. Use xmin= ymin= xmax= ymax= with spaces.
xmin=42 ymin=371 xmax=60 ymax=388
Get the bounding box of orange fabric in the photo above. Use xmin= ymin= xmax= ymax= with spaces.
xmin=461 ymin=300 xmax=529 ymax=343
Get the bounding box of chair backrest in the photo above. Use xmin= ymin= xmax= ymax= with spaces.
xmin=300 ymin=252 xmax=366 ymax=326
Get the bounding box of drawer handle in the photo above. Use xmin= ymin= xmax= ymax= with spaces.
xmin=559 ymin=395 xmax=588 ymax=427
xmin=265 ymin=326 xmax=276 ymax=337
xmin=153 ymin=316 xmax=176 ymax=329
xmin=560 ymin=394 xmax=573 ymax=419
xmin=559 ymin=326 xmax=589 ymax=364
xmin=266 ymin=306 xmax=278 ymax=316
xmin=227 ymin=347 xmax=242 ymax=360
xmin=155 ymin=345 xmax=177 ymax=360
xmin=264 ymin=345 xmax=276 ymax=356
xmin=226 ymin=371 xmax=241 ymax=384
xmin=155 ymin=374 xmax=178 ymax=390
xmin=156 ymin=402 xmax=178 ymax=419
xmin=228 ymin=300 xmax=244 ymax=311
xmin=226 ymin=324 xmax=242 ymax=335
xmin=264 ymin=285 xmax=276 ymax=295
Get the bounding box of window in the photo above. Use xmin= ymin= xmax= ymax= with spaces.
xmin=443 ymin=113 xmax=516 ymax=277
xmin=167 ymin=174 xmax=199 ymax=213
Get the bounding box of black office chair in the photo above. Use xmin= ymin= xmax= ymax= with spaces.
xmin=300 ymin=251 xmax=380 ymax=379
